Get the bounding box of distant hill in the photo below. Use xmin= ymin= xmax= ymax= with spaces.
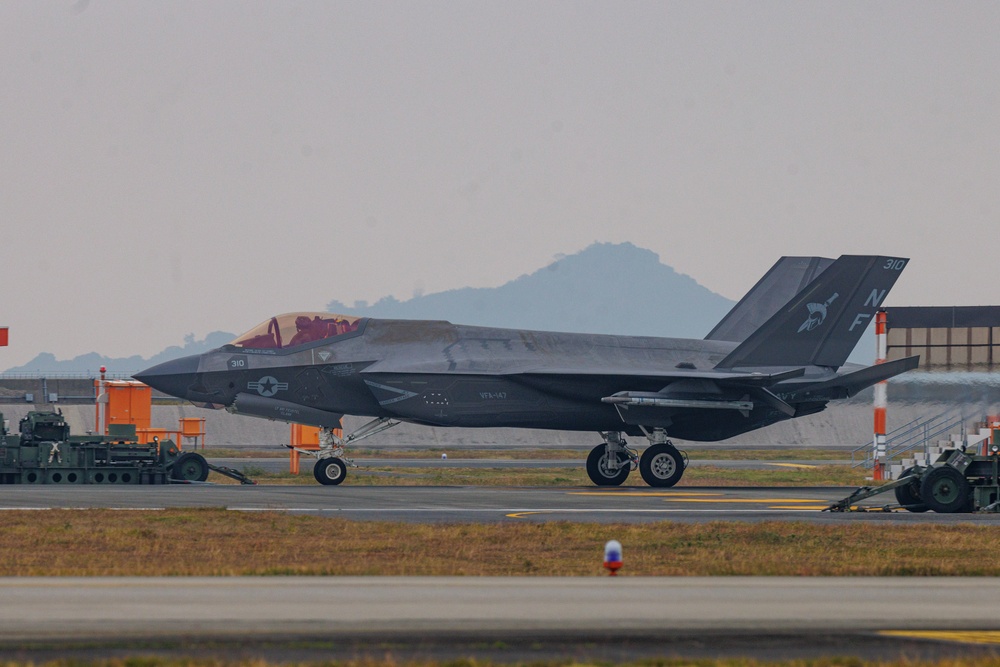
xmin=4 ymin=243 xmax=737 ymax=375
xmin=2 ymin=332 xmax=235 ymax=376
xmin=328 ymin=242 xmax=734 ymax=338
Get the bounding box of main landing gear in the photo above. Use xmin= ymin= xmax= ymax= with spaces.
xmin=586 ymin=433 xmax=638 ymax=486
xmin=288 ymin=417 xmax=400 ymax=486
xmin=585 ymin=428 xmax=688 ymax=488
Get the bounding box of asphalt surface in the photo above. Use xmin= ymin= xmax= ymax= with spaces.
xmin=5 ymin=458 xmax=999 ymax=661
xmin=4 ymin=483 xmax=1000 ymax=523
xmin=2 ymin=577 xmax=1000 ymax=662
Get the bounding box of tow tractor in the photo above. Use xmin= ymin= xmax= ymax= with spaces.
xmin=0 ymin=410 xmax=255 ymax=485
xmin=825 ymin=445 xmax=1000 ymax=513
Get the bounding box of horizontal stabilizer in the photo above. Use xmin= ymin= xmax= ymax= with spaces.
xmin=786 ymin=355 xmax=920 ymax=401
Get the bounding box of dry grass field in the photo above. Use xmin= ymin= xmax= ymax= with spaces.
xmin=2 ymin=510 xmax=999 ymax=576
xmin=0 ymin=655 xmax=998 ymax=667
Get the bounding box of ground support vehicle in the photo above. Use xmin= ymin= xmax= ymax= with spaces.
xmin=0 ymin=410 xmax=254 ymax=485
xmin=825 ymin=447 xmax=1000 ymax=513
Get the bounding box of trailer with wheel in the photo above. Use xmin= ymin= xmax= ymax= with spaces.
xmin=825 ymin=446 xmax=1000 ymax=513
xmin=0 ymin=410 xmax=239 ymax=485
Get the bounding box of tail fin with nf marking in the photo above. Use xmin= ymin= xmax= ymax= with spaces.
xmin=716 ymin=255 xmax=909 ymax=369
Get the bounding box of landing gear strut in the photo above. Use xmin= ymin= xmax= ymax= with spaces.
xmin=288 ymin=417 xmax=400 ymax=486
xmin=586 ymin=432 xmax=638 ymax=486
xmin=638 ymin=427 xmax=686 ymax=488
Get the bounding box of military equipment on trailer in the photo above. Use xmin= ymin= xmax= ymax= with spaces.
xmin=825 ymin=446 xmax=1000 ymax=513
xmin=0 ymin=410 xmax=250 ymax=485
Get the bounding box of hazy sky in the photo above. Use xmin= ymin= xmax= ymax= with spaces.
xmin=2 ymin=1 xmax=998 ymax=369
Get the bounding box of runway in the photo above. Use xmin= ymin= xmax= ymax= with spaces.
xmin=2 ymin=577 xmax=1000 ymax=662
xmin=3 ymin=484 xmax=1000 ymax=523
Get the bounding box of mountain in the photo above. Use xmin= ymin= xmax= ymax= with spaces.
xmin=328 ymin=242 xmax=734 ymax=338
xmin=2 ymin=332 xmax=235 ymax=376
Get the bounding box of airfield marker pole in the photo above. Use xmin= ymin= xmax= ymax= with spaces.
xmin=94 ymin=366 xmax=107 ymax=435
xmin=873 ymin=311 xmax=888 ymax=481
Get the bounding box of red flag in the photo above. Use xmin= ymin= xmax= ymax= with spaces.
xmin=0 ymin=327 xmax=8 ymax=347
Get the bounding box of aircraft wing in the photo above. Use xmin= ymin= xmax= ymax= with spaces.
xmin=514 ymin=367 xmax=805 ymax=418
xmin=519 ymin=367 xmax=805 ymax=387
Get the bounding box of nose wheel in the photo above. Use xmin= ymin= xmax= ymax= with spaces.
xmin=313 ymin=457 xmax=347 ymax=485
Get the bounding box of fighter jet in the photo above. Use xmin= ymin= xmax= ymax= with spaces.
xmin=135 ymin=254 xmax=918 ymax=486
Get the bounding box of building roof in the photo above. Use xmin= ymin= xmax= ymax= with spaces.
xmin=885 ymin=306 xmax=1000 ymax=328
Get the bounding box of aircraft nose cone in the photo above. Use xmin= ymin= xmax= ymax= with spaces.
xmin=133 ymin=355 xmax=201 ymax=399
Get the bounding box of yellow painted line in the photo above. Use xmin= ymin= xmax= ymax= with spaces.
xmin=881 ymin=630 xmax=1000 ymax=645
xmin=568 ymin=492 xmax=723 ymax=497
xmin=664 ymin=498 xmax=825 ymax=504
xmin=766 ymin=462 xmax=818 ymax=469
xmin=506 ymin=512 xmax=542 ymax=519
xmin=768 ymin=506 xmax=829 ymax=511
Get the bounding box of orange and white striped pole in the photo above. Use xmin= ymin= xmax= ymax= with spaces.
xmin=873 ymin=310 xmax=888 ymax=480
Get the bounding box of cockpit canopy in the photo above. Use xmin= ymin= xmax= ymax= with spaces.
xmin=229 ymin=313 xmax=361 ymax=350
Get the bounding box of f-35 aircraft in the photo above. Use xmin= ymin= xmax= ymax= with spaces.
xmin=135 ymin=255 xmax=918 ymax=487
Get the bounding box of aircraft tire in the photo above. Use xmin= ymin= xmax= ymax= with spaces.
xmin=919 ymin=466 xmax=971 ymax=514
xmin=586 ymin=445 xmax=630 ymax=486
xmin=314 ymin=457 xmax=347 ymax=486
xmin=639 ymin=443 xmax=684 ymax=488
xmin=893 ymin=467 xmax=928 ymax=512
xmin=171 ymin=452 xmax=210 ymax=482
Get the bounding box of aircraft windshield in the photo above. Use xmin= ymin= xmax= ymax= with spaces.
xmin=229 ymin=313 xmax=361 ymax=350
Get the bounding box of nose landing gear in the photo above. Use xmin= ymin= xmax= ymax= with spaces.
xmin=287 ymin=417 xmax=401 ymax=486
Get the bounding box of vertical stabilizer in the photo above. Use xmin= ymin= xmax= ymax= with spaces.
xmin=716 ymin=255 xmax=909 ymax=369
xmin=705 ymin=256 xmax=833 ymax=342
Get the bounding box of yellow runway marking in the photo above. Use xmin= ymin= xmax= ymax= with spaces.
xmin=881 ymin=630 xmax=1000 ymax=645
xmin=768 ymin=506 xmax=829 ymax=511
xmin=506 ymin=512 xmax=541 ymax=519
xmin=664 ymin=498 xmax=824 ymax=504
xmin=568 ymin=492 xmax=723 ymax=497
xmin=766 ymin=462 xmax=818 ymax=469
